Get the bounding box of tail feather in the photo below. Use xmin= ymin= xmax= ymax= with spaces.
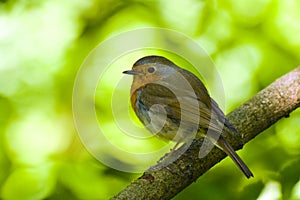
xmin=224 ymin=119 xmax=238 ymax=134
xmin=217 ymin=136 xmax=253 ymax=178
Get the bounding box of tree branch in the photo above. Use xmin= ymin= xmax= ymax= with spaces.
xmin=111 ymin=67 xmax=300 ymax=199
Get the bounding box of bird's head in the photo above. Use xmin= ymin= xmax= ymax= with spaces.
xmin=123 ymin=55 xmax=178 ymax=87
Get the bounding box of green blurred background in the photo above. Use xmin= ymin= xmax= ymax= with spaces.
xmin=1 ymin=0 xmax=300 ymax=199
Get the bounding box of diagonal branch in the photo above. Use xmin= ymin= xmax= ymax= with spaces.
xmin=111 ymin=67 xmax=300 ymax=200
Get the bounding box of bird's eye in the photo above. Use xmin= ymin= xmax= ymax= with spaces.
xmin=147 ymin=67 xmax=155 ymax=73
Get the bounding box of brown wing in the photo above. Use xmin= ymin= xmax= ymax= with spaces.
xmin=175 ymin=67 xmax=238 ymax=134
xmin=138 ymin=83 xmax=223 ymax=134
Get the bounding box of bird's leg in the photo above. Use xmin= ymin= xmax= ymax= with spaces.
xmin=146 ymin=139 xmax=192 ymax=172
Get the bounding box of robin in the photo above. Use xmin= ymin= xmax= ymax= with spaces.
xmin=123 ymin=55 xmax=253 ymax=178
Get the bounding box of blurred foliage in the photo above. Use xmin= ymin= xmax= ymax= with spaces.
xmin=0 ymin=0 xmax=300 ymax=199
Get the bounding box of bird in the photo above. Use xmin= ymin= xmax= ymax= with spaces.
xmin=123 ymin=55 xmax=253 ymax=178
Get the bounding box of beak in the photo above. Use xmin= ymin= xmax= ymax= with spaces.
xmin=123 ymin=69 xmax=140 ymax=75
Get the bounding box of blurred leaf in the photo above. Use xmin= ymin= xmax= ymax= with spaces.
xmin=237 ymin=180 xmax=264 ymax=200
xmin=0 ymin=96 xmax=13 ymax=187
xmin=1 ymin=165 xmax=55 ymax=200
xmin=279 ymin=159 xmax=300 ymax=200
